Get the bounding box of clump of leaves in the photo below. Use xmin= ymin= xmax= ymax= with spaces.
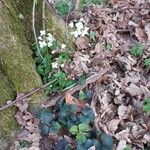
xmin=130 ymin=43 xmax=144 ymax=57
xmin=38 ymin=109 xmax=61 ymax=135
xmin=56 ymin=101 xmax=95 ymax=128
xmin=144 ymin=58 xmax=150 ymax=68
xmin=70 ymin=123 xmax=90 ymax=143
xmin=143 ymin=98 xmax=150 ymax=112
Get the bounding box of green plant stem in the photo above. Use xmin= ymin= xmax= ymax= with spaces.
xmin=32 ymin=0 xmax=44 ymax=59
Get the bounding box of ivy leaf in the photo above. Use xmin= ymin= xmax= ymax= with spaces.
xmin=78 ymin=123 xmax=90 ymax=133
xmin=76 ymin=132 xmax=87 ymax=143
xmin=39 ymin=123 xmax=50 ymax=135
xmin=101 ymin=133 xmax=113 ymax=149
xmin=51 ymin=121 xmax=61 ymax=133
xmin=55 ymin=139 xmax=68 ymax=150
xmin=70 ymin=125 xmax=78 ymax=135
xmin=38 ymin=109 xmax=54 ymax=125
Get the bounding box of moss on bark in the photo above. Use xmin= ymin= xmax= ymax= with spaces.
xmin=0 ymin=0 xmax=75 ymax=148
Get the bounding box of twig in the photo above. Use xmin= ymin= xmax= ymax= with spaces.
xmin=32 ymin=0 xmax=44 ymax=59
xmin=0 ymin=79 xmax=56 ymax=111
xmin=65 ymin=67 xmax=110 ymax=95
xmin=42 ymin=67 xmax=110 ymax=108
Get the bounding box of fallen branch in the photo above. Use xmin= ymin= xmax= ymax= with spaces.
xmin=42 ymin=67 xmax=109 ymax=108
xmin=0 ymin=67 xmax=109 ymax=111
xmin=65 ymin=67 xmax=109 ymax=95
xmin=0 ymin=80 xmax=56 ymax=111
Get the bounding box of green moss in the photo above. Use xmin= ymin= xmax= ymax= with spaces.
xmin=0 ymin=1 xmax=44 ymax=146
xmin=46 ymin=5 xmax=75 ymax=51
xmin=0 ymin=69 xmax=19 ymax=147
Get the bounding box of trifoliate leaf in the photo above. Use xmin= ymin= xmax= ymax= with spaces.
xmin=78 ymin=123 xmax=90 ymax=132
xmin=76 ymin=132 xmax=87 ymax=143
xmin=70 ymin=125 xmax=78 ymax=135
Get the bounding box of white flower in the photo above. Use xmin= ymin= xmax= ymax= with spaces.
xmin=80 ymin=18 xmax=85 ymax=22
xmin=39 ymin=41 xmax=47 ymax=48
xmin=69 ymin=22 xmax=74 ymax=28
xmin=47 ymin=41 xmax=53 ymax=47
xmin=61 ymin=44 xmax=66 ymax=49
xmin=60 ymin=64 xmax=64 ymax=68
xmin=52 ymin=62 xmax=58 ymax=69
xmin=81 ymin=27 xmax=89 ymax=37
xmin=38 ymin=36 xmax=42 ymax=40
xmin=47 ymin=34 xmax=54 ymax=42
xmin=40 ymin=30 xmax=46 ymax=36
xmin=75 ymin=22 xmax=84 ymax=30
xmin=51 ymin=50 xmax=55 ymax=54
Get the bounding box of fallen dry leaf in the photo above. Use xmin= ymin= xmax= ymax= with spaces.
xmin=116 ymin=140 xmax=127 ymax=150
xmin=107 ymin=119 xmax=120 ymax=134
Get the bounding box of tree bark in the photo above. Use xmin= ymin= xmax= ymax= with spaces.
xmin=0 ymin=0 xmax=74 ymax=148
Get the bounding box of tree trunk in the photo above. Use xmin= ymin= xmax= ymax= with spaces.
xmin=0 ymin=0 xmax=74 ymax=148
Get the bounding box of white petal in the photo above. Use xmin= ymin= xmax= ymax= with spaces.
xmin=47 ymin=41 xmax=53 ymax=47
xmin=40 ymin=30 xmax=46 ymax=36
xmin=69 ymin=22 xmax=74 ymax=28
xmin=38 ymin=36 xmax=42 ymax=40
xmin=75 ymin=22 xmax=84 ymax=30
xmin=80 ymin=18 xmax=85 ymax=22
xmin=61 ymin=44 xmax=66 ymax=49
xmin=52 ymin=62 xmax=58 ymax=68
xmin=60 ymin=64 xmax=64 ymax=68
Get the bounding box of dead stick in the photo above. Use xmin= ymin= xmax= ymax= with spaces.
xmin=42 ymin=67 xmax=110 ymax=107
xmin=65 ymin=67 xmax=109 ymax=95
xmin=0 ymin=79 xmax=56 ymax=111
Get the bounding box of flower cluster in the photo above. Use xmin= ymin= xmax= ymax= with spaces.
xmin=69 ymin=18 xmax=89 ymax=38
xmin=38 ymin=30 xmax=55 ymax=48
xmin=51 ymin=62 xmax=64 ymax=69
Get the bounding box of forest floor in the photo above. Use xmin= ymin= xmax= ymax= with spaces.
xmin=9 ymin=0 xmax=150 ymax=150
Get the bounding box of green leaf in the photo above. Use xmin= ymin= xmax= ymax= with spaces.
xmin=123 ymin=145 xmax=132 ymax=150
xmin=130 ymin=43 xmax=144 ymax=57
xmin=143 ymin=98 xmax=150 ymax=112
xmin=89 ymin=31 xmax=96 ymax=41
xmin=76 ymin=132 xmax=87 ymax=143
xmin=144 ymin=58 xmax=150 ymax=67
xmin=70 ymin=125 xmax=78 ymax=135
xmin=78 ymin=123 xmax=90 ymax=132
xmin=79 ymin=91 xmax=86 ymax=101
xmin=39 ymin=123 xmax=50 ymax=135
xmin=55 ymin=0 xmax=70 ymax=17
xmin=101 ymin=133 xmax=113 ymax=149
xmin=51 ymin=121 xmax=61 ymax=132
xmin=38 ymin=109 xmax=54 ymax=124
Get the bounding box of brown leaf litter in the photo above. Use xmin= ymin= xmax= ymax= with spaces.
xmin=83 ymin=1 xmax=150 ymax=149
